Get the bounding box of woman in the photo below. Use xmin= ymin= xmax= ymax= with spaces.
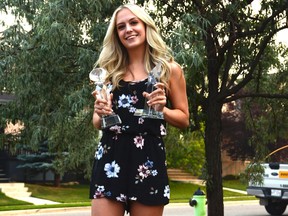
xmin=90 ymin=4 xmax=189 ymax=216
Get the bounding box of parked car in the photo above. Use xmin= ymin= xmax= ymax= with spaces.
xmin=247 ymin=162 xmax=288 ymax=215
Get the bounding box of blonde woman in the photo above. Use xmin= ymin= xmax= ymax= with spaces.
xmin=90 ymin=4 xmax=189 ymax=216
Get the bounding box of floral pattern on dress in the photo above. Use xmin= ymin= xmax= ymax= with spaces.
xmin=138 ymin=117 xmax=144 ymax=124
xmin=134 ymin=135 xmax=144 ymax=149
xmin=149 ymin=187 xmax=159 ymax=195
xmin=93 ymin=185 xmax=112 ymax=199
xmin=160 ymin=124 xmax=167 ymax=136
xmin=116 ymin=194 xmax=127 ymax=202
xmin=118 ymin=94 xmax=132 ymax=108
xmin=95 ymin=142 xmax=110 ymax=160
xmin=90 ymin=79 xmax=169 ymax=205
xmin=118 ymin=94 xmax=139 ymax=113
xmin=109 ymin=125 xmax=129 ymax=140
xmin=164 ymin=185 xmax=170 ymax=199
xmin=104 ymin=160 xmax=121 ymax=178
xmin=116 ymin=91 xmax=140 ymax=115
xmin=129 ymin=196 xmax=137 ymax=201
xmin=135 ymin=159 xmax=158 ymax=184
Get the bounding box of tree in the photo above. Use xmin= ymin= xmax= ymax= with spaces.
xmin=152 ymin=1 xmax=288 ymax=215
xmin=0 ymin=0 xmax=123 ymax=181
xmin=16 ymin=140 xmax=66 ymax=186
xmin=221 ymin=100 xmax=255 ymax=161
xmin=1 ymin=1 xmax=288 ymax=215
xmin=242 ymin=69 xmax=288 ymax=161
xmin=165 ymin=125 xmax=205 ymax=176
xmin=223 ymin=44 xmax=288 ymax=164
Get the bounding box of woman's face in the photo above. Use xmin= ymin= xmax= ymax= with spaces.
xmin=115 ymin=8 xmax=146 ymax=50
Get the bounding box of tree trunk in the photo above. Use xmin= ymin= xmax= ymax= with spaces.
xmin=54 ymin=173 xmax=61 ymax=187
xmin=204 ymin=26 xmax=224 ymax=216
xmin=205 ymin=97 xmax=224 ymax=216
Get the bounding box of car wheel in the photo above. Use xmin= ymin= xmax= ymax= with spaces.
xmin=265 ymin=201 xmax=287 ymax=215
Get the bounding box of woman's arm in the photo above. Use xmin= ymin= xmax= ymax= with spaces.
xmin=144 ymin=62 xmax=190 ymax=129
xmin=163 ymin=62 xmax=190 ymax=129
xmin=92 ymin=110 xmax=102 ymax=130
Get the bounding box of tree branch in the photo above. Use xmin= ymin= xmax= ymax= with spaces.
xmin=218 ymin=24 xmax=288 ymax=102
xmin=238 ymin=6 xmax=287 ymax=38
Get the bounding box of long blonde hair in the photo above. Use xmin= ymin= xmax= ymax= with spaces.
xmin=95 ymin=4 xmax=173 ymax=89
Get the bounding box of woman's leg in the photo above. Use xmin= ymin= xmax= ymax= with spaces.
xmin=129 ymin=201 xmax=164 ymax=216
xmin=91 ymin=198 xmax=125 ymax=216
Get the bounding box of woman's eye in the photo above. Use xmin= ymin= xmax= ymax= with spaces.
xmin=117 ymin=25 xmax=125 ymax=30
xmin=131 ymin=21 xmax=138 ymax=25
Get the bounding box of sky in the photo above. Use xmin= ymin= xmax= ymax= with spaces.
xmin=0 ymin=11 xmax=31 ymax=31
xmin=251 ymin=0 xmax=288 ymax=46
xmin=276 ymin=30 xmax=288 ymax=45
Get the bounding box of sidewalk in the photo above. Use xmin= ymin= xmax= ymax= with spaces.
xmin=0 ymin=206 xmax=90 ymax=216
xmin=223 ymin=187 xmax=247 ymax=194
xmin=0 ymin=182 xmax=60 ymax=205
xmin=13 ymin=196 xmax=60 ymax=205
xmin=0 ymin=201 xmax=260 ymax=216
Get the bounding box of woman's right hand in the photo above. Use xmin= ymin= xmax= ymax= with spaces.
xmin=92 ymin=90 xmax=113 ymax=117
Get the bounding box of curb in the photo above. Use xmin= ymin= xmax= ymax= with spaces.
xmin=0 ymin=206 xmax=91 ymax=216
xmin=0 ymin=201 xmax=259 ymax=215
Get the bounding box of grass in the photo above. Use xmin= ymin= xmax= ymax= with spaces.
xmin=223 ymin=179 xmax=247 ymax=191
xmin=0 ymin=179 xmax=255 ymax=211
xmin=170 ymin=180 xmax=255 ymax=203
xmin=26 ymin=183 xmax=90 ymax=203
xmin=0 ymin=192 xmax=29 ymax=206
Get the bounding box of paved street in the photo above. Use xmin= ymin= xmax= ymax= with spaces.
xmin=2 ymin=201 xmax=288 ymax=216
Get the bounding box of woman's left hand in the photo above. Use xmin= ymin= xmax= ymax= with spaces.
xmin=143 ymin=82 xmax=166 ymax=112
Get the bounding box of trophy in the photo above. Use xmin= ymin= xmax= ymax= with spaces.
xmin=134 ymin=62 xmax=164 ymax=119
xmin=89 ymin=68 xmax=122 ymax=129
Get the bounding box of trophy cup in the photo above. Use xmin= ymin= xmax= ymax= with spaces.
xmin=134 ymin=62 xmax=164 ymax=119
xmin=89 ymin=68 xmax=122 ymax=129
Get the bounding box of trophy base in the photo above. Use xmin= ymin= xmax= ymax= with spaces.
xmin=134 ymin=109 xmax=164 ymax=119
xmin=101 ymin=114 xmax=122 ymax=129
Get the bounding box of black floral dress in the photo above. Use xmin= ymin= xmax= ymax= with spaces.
xmin=89 ymin=78 xmax=170 ymax=208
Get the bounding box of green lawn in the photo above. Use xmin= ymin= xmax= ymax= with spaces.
xmin=0 ymin=179 xmax=255 ymax=211
xmin=0 ymin=192 xmax=29 ymax=206
xmin=26 ymin=183 xmax=90 ymax=203
xmin=170 ymin=180 xmax=254 ymax=203
xmin=223 ymin=179 xmax=247 ymax=191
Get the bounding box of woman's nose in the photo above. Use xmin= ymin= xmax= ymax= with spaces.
xmin=126 ymin=24 xmax=132 ymax=32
